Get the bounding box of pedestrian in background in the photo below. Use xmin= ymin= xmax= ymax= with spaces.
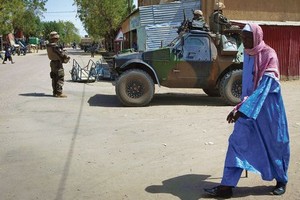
xmin=204 ymin=23 xmax=290 ymax=198
xmin=46 ymin=31 xmax=70 ymax=98
xmin=0 ymin=51 xmax=3 ymax=61
xmin=72 ymin=40 xmax=76 ymax=49
xmin=90 ymin=42 xmax=97 ymax=57
xmin=2 ymin=45 xmax=15 ymax=64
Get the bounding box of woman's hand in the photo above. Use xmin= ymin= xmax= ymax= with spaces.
xmin=227 ymin=111 xmax=242 ymax=123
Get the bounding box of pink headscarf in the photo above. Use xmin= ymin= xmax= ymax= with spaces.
xmin=244 ymin=23 xmax=280 ymax=89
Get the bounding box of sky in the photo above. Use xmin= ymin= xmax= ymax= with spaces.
xmin=43 ymin=0 xmax=138 ymax=37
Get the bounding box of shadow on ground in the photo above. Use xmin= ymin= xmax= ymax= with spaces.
xmin=151 ymin=93 xmax=227 ymax=106
xmin=37 ymin=51 xmax=90 ymax=56
xmin=37 ymin=53 xmax=48 ymax=56
xmin=65 ymin=80 xmax=97 ymax=83
xmin=19 ymin=92 xmax=53 ymax=97
xmin=67 ymin=51 xmax=91 ymax=56
xmin=88 ymin=93 xmax=228 ymax=107
xmin=88 ymin=94 xmax=122 ymax=107
xmin=145 ymin=174 xmax=274 ymax=200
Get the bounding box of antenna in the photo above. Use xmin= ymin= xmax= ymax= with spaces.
xmin=217 ymin=0 xmax=220 ymax=35
xmin=216 ymin=0 xmax=221 ymax=45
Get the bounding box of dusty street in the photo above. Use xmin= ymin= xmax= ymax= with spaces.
xmin=0 ymin=49 xmax=299 ymax=200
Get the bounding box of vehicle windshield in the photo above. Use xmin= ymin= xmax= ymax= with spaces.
xmin=166 ymin=34 xmax=182 ymax=47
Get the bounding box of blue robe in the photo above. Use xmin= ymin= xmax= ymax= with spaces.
xmin=223 ymin=54 xmax=290 ymax=184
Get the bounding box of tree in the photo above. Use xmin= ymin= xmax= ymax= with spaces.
xmin=0 ymin=0 xmax=24 ymax=34
xmin=74 ymin=0 xmax=135 ymax=49
xmin=41 ymin=21 xmax=81 ymax=44
xmin=14 ymin=0 xmax=47 ymax=37
xmin=0 ymin=0 xmax=47 ymax=35
xmin=23 ymin=0 xmax=47 ymax=16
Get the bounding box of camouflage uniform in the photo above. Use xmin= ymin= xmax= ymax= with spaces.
xmin=209 ymin=2 xmax=231 ymax=34
xmin=209 ymin=11 xmax=231 ymax=34
xmin=189 ymin=18 xmax=209 ymax=32
xmin=189 ymin=10 xmax=210 ymax=32
xmin=46 ymin=32 xmax=70 ymax=97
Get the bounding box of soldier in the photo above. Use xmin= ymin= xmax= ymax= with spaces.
xmin=46 ymin=31 xmax=70 ymax=98
xmin=209 ymin=2 xmax=232 ymax=34
xmin=189 ymin=10 xmax=209 ymax=32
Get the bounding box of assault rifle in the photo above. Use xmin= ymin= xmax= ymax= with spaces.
xmin=177 ymin=9 xmax=190 ymax=35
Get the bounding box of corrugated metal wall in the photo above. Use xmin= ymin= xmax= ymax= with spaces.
xmin=138 ymin=1 xmax=200 ymax=51
xmin=139 ymin=1 xmax=200 ymax=26
xmin=144 ymin=22 xmax=180 ymax=50
xmin=262 ymin=26 xmax=300 ymax=80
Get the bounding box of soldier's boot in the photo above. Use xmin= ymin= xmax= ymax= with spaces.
xmin=55 ymin=93 xmax=67 ymax=98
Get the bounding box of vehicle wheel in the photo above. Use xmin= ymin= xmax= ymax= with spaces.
xmin=71 ymin=68 xmax=78 ymax=81
xmin=203 ymin=88 xmax=220 ymax=97
xmin=115 ymin=69 xmax=154 ymax=107
xmin=88 ymin=68 xmax=96 ymax=82
xmin=219 ymin=69 xmax=242 ymax=105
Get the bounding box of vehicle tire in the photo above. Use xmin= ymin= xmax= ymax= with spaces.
xmin=219 ymin=69 xmax=242 ymax=105
xmin=71 ymin=68 xmax=78 ymax=81
xmin=203 ymin=88 xmax=220 ymax=97
xmin=115 ymin=69 xmax=154 ymax=107
xmin=88 ymin=68 xmax=96 ymax=82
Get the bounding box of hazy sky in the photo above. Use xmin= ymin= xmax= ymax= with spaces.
xmin=43 ymin=0 xmax=138 ymax=37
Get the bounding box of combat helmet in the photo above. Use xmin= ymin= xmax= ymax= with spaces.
xmin=214 ymin=2 xmax=226 ymax=10
xmin=49 ymin=31 xmax=59 ymax=39
xmin=193 ymin=10 xmax=203 ymax=16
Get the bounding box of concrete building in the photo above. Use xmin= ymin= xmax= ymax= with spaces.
xmin=138 ymin=0 xmax=300 ymax=22
xmin=201 ymin=0 xmax=300 ymax=23
xmin=128 ymin=0 xmax=300 ymax=79
xmin=201 ymin=0 xmax=300 ymax=80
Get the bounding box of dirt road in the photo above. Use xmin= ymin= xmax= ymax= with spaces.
xmin=0 ymin=49 xmax=299 ymax=200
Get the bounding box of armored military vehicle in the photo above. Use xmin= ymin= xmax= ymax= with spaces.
xmin=80 ymin=37 xmax=93 ymax=52
xmin=111 ymin=29 xmax=243 ymax=106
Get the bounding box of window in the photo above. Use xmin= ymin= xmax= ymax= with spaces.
xmin=183 ymin=36 xmax=210 ymax=61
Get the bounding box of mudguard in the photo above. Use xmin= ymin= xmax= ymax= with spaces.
xmin=119 ymin=58 xmax=160 ymax=86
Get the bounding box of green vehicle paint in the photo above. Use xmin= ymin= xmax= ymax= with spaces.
xmin=112 ymin=30 xmax=244 ymax=107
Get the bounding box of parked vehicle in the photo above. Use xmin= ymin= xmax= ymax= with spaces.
xmin=110 ymin=29 xmax=244 ymax=107
xmin=80 ymin=37 xmax=93 ymax=52
xmin=17 ymin=40 xmax=27 ymax=55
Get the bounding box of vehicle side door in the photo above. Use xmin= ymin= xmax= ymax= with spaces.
xmin=175 ymin=34 xmax=213 ymax=88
